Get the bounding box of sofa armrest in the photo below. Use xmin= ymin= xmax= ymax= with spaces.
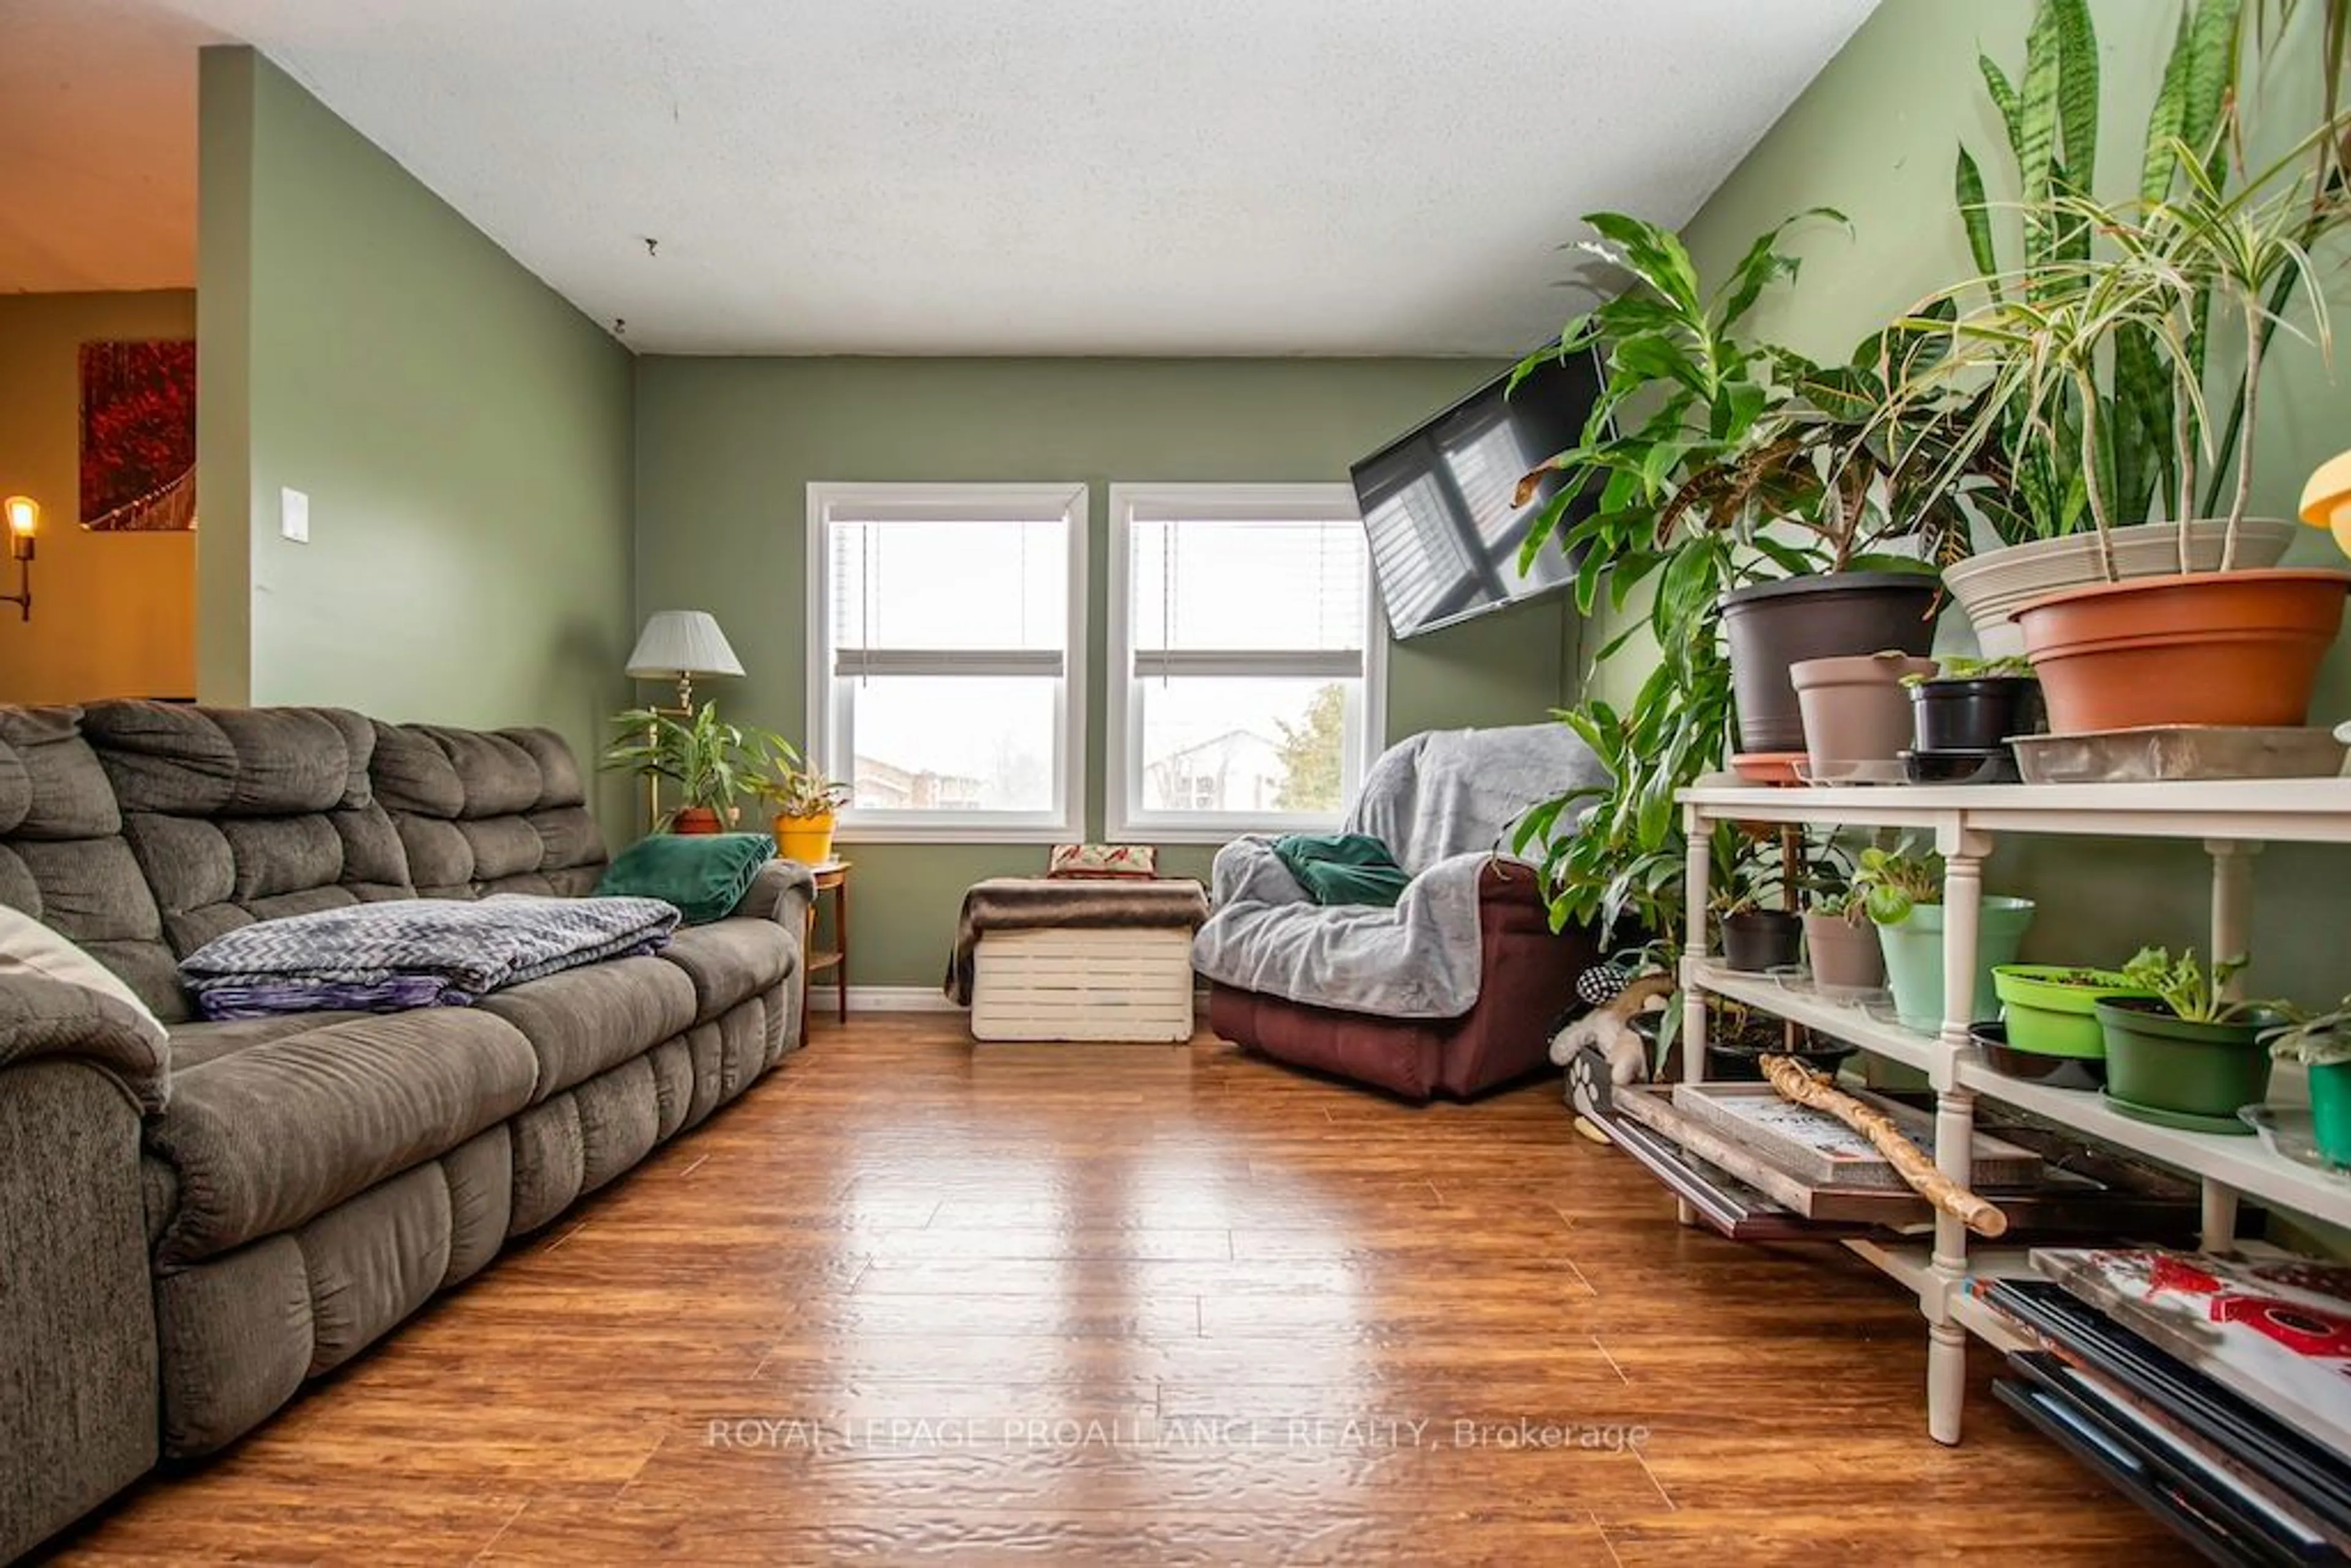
xmin=0 ymin=976 xmax=170 ymax=1114
xmin=730 ymin=859 xmax=817 ymax=939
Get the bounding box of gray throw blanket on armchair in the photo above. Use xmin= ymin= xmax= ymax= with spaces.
xmin=1190 ymin=724 xmax=1606 ymax=1018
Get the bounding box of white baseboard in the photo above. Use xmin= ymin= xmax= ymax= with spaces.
xmin=807 ymin=985 xmax=1211 ymax=1015
xmin=808 ymin=985 xmax=962 ymax=1013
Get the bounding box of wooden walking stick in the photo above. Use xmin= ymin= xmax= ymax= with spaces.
xmin=1758 ymin=1054 xmax=2009 ymax=1239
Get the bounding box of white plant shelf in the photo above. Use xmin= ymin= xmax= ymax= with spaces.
xmin=1676 ymin=776 xmax=2351 ymax=1445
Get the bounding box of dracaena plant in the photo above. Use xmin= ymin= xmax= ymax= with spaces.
xmin=1508 ymin=210 xmax=1981 ymax=667
xmin=1504 ymin=212 xmax=1985 ymax=955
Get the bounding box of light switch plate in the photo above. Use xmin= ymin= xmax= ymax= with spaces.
xmin=280 ymin=487 xmax=309 ymax=544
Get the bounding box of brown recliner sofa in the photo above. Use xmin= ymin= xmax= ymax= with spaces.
xmin=1206 ymin=857 xmax=1599 ymax=1100
xmin=0 ymin=701 xmax=811 ymax=1562
xmin=1194 ymin=723 xmax=1605 ymax=1103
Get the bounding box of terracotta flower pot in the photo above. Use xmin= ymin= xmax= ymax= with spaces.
xmin=670 ymin=806 xmax=724 ymax=835
xmin=1790 ymin=652 xmax=1938 ymax=775
xmin=2014 ymin=569 xmax=2351 ymax=733
xmin=1944 ymin=519 xmax=2301 ymax=654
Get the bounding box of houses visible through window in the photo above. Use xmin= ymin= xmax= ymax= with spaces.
xmin=1107 ymin=484 xmax=1385 ymax=841
xmin=805 ymin=483 xmax=1087 ymax=841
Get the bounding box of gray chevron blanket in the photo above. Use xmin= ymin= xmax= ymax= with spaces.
xmin=181 ymin=894 xmax=680 ymax=1019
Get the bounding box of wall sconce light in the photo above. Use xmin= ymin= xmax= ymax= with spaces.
xmin=1 ymin=495 xmax=36 ymax=621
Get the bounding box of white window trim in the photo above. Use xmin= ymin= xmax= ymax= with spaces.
xmin=1105 ymin=482 xmax=1388 ymax=844
xmin=805 ymin=481 xmax=1089 ymax=844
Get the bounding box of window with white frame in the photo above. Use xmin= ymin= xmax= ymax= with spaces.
xmin=1108 ymin=484 xmax=1385 ymax=840
xmin=806 ymin=483 xmax=1087 ymax=841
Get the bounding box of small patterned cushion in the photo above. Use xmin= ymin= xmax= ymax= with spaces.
xmin=1046 ymin=844 xmax=1158 ymax=880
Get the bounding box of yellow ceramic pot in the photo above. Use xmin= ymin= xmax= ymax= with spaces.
xmin=771 ymin=811 xmax=837 ymax=866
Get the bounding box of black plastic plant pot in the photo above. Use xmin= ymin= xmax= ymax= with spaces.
xmin=1719 ymin=572 xmax=1942 ymax=754
xmin=1910 ymin=677 xmax=2044 ymax=753
xmin=1719 ymin=909 xmax=1803 ymax=974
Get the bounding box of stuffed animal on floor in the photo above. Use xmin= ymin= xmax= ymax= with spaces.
xmin=1547 ymin=964 xmax=1675 ymax=1087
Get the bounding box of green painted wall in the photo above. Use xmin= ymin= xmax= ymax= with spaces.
xmin=634 ymin=356 xmax=1580 ymax=985
xmin=1641 ymin=0 xmax=2351 ymax=1002
xmin=196 ymin=48 xmax=637 ymax=824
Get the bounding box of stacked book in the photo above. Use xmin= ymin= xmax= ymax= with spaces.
xmin=1984 ymin=1249 xmax=2351 ymax=1566
xmin=1569 ymin=1050 xmax=2200 ymax=1244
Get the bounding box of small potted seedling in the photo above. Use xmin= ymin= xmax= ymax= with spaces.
xmin=2095 ymin=948 xmax=2292 ymax=1131
xmin=1853 ymin=842 xmax=2035 ymax=1032
xmin=1711 ymin=834 xmax=1802 ymax=974
xmin=1801 ymin=884 xmax=1884 ymax=994
xmin=2265 ymin=999 xmax=2351 ymax=1165
xmin=1903 ymin=655 xmax=2043 ymax=754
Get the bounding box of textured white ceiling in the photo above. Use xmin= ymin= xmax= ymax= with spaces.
xmin=8 ymin=0 xmax=1878 ymax=353
xmin=1 ymin=0 xmax=214 ymax=294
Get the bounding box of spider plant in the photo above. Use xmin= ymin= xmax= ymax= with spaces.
xmin=601 ymin=703 xmax=776 ymax=830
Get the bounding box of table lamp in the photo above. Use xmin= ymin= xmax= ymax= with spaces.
xmin=2300 ymin=451 xmax=2351 ymax=560
xmin=624 ymin=610 xmax=746 ymax=827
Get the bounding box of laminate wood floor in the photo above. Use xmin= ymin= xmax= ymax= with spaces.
xmin=43 ymin=1015 xmax=2189 ymax=1566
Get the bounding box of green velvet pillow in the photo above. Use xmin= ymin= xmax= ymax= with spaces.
xmin=1272 ymin=832 xmax=1411 ymax=909
xmin=595 ymin=832 xmax=776 ymax=925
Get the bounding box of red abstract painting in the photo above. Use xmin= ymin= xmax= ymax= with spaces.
xmin=80 ymin=340 xmax=197 ymax=531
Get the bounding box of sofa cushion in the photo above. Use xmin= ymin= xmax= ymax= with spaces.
xmin=168 ymin=1013 xmax=364 ymax=1072
xmin=659 ymin=917 xmax=795 ymax=1025
xmin=370 ymin=721 xmax=607 ymax=899
xmin=78 ymin=702 xmax=417 ymax=972
xmin=0 ymin=708 xmax=186 ymax=1022
xmin=476 ymin=954 xmax=697 ymax=1103
xmin=143 ymin=1009 xmax=537 ymax=1267
xmin=595 ymin=831 xmax=774 ymax=925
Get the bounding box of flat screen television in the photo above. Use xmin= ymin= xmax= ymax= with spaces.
xmin=1349 ymin=347 xmax=1605 ymax=640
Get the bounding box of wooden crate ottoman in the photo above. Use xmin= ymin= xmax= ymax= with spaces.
xmin=972 ymin=928 xmax=1196 ymax=1041
xmin=950 ymin=876 xmax=1211 ymax=1043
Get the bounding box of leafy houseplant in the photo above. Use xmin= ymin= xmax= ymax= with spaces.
xmin=601 ymin=704 xmax=773 ymax=834
xmin=754 ymin=740 xmax=852 ymax=866
xmin=1851 ymin=844 xmax=2037 ymax=1031
xmin=1509 ymin=211 xmax=1981 ymax=988
xmin=1911 ymin=0 xmax=2349 ymax=650
xmin=1507 ymin=210 xmax=1979 ymax=760
xmin=2096 ymin=947 xmax=2291 ymax=1128
xmin=2266 ymin=999 xmax=2351 ymax=1163
xmin=1894 ymin=0 xmax=2351 ymax=713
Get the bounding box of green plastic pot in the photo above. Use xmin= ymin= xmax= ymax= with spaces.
xmin=2094 ymin=998 xmax=2275 ymax=1122
xmin=1875 ymin=898 xmax=2036 ymax=1032
xmin=1992 ymin=965 xmax=2149 ymax=1059
xmin=2310 ymin=1062 xmax=2351 ymax=1166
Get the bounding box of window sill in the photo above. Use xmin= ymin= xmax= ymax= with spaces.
xmin=834 ymin=822 xmax=1079 ymax=846
xmin=1106 ymin=819 xmax=1342 ymax=846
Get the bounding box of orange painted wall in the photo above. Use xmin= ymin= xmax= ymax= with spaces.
xmin=0 ymin=290 xmax=198 ymax=705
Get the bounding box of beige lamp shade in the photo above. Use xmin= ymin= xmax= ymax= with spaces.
xmin=2301 ymin=451 xmax=2351 ymax=561
xmin=626 ymin=610 xmax=744 ymax=680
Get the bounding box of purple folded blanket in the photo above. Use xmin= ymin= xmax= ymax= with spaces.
xmin=179 ymin=894 xmax=681 ymax=1020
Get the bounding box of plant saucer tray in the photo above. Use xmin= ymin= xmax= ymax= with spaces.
xmin=2240 ymin=1105 xmax=2351 ymax=1177
xmin=1730 ymin=751 xmax=1806 ymax=787
xmin=2009 ymin=726 xmax=2349 ymax=784
xmin=1791 ymin=758 xmax=1910 ymax=787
